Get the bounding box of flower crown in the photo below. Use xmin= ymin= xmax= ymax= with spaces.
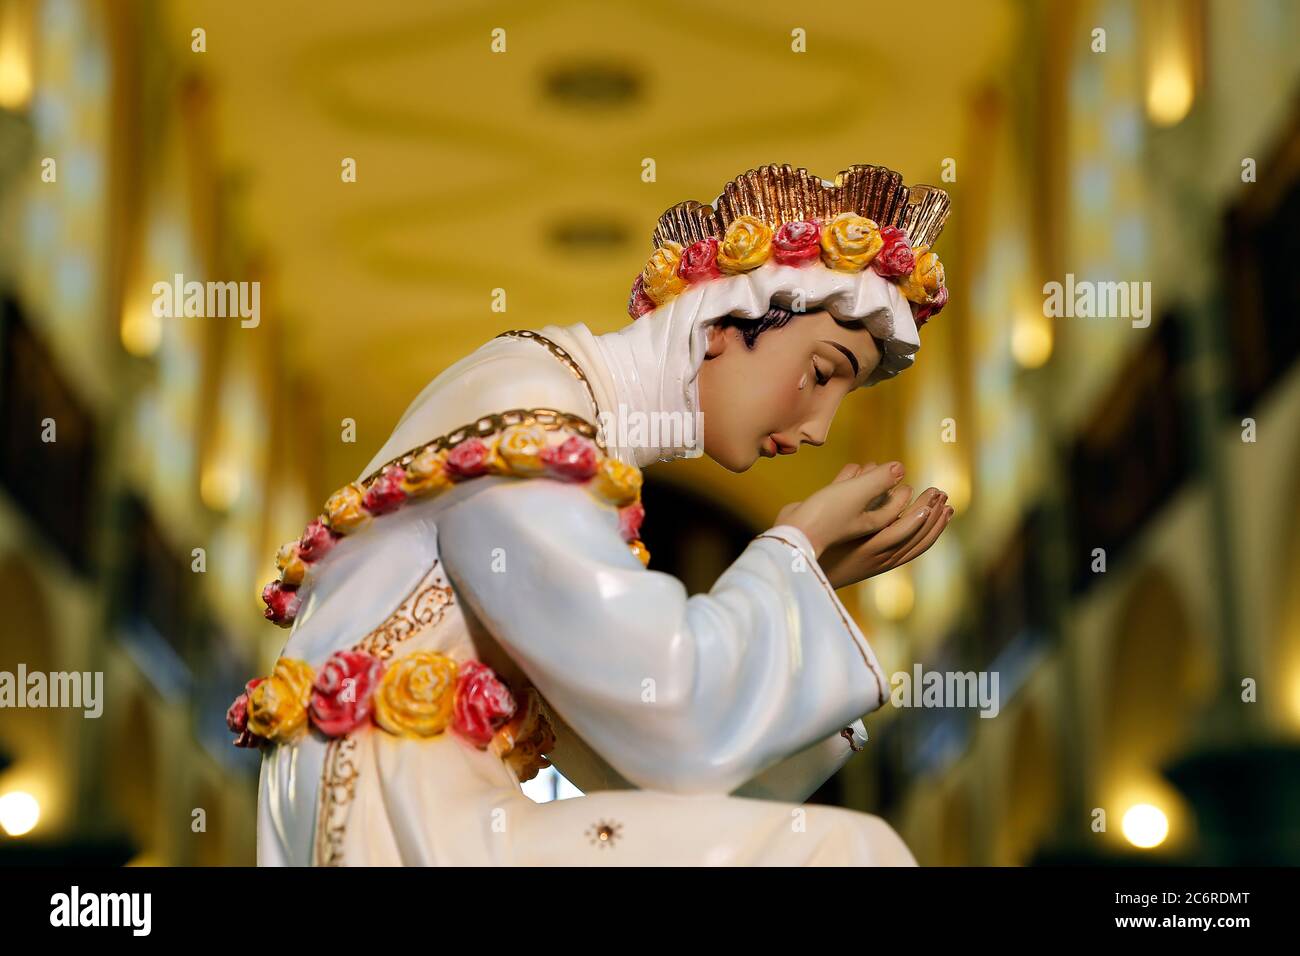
xmin=628 ymin=163 xmax=951 ymax=326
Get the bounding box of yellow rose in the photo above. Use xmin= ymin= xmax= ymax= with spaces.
xmin=898 ymin=246 xmax=946 ymax=304
xmin=400 ymin=446 xmax=452 ymax=496
xmin=819 ymin=212 xmax=883 ymax=272
xmin=641 ymin=241 xmax=687 ymax=304
xmin=247 ymin=658 xmax=315 ymax=743
xmin=494 ymin=424 xmax=550 ymax=477
xmin=324 ymin=481 xmax=371 ymax=534
xmin=588 ymin=456 xmax=643 ymax=506
xmin=490 ymin=688 xmax=556 ymax=783
xmin=372 ymin=651 xmax=458 ymax=738
xmin=275 ymin=541 xmax=306 ymax=586
xmin=717 ymin=215 xmax=774 ymax=274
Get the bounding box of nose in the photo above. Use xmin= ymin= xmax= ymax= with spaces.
xmin=800 ymin=416 xmax=831 ymax=447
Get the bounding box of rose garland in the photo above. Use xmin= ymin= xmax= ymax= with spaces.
xmin=226 ymin=649 xmax=556 ymax=781
xmin=261 ymin=413 xmax=648 ymax=629
xmin=628 ymin=212 xmax=948 ymax=326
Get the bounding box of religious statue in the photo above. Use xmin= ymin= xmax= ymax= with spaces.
xmin=230 ymin=163 xmax=953 ymax=865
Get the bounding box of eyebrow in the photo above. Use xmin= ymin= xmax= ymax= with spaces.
xmin=820 ymin=339 xmax=861 ymax=379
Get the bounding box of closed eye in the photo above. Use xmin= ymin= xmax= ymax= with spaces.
xmin=813 ymin=359 xmax=830 ymax=386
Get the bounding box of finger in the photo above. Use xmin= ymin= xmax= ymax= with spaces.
xmin=835 ymin=461 xmax=905 ymax=511
xmin=852 ymin=483 xmax=913 ymax=536
xmin=832 ymin=462 xmax=862 ymax=483
xmin=863 ymin=488 xmax=938 ymax=551
xmin=890 ymin=502 xmax=952 ymax=566
xmin=883 ymin=494 xmax=946 ymax=561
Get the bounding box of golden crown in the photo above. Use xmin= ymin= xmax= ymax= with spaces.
xmin=629 ymin=163 xmax=952 ymax=326
xmin=650 ymin=163 xmax=950 ymax=251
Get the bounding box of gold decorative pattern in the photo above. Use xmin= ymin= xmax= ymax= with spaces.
xmin=360 ymin=406 xmax=606 ymax=487
xmin=314 ymin=735 xmax=360 ymax=867
xmin=585 ymin=818 xmax=624 ymax=849
xmin=651 ymin=163 xmax=950 ymax=253
xmin=494 ymin=329 xmax=604 ymax=437
xmin=351 ymin=561 xmax=456 ymax=660
xmin=755 ymin=532 xmax=887 ymax=708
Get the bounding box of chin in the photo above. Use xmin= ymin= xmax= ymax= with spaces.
xmin=705 ymin=446 xmax=759 ymax=474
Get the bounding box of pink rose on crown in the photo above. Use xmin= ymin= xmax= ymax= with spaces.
xmin=310 ymin=650 xmax=385 ymax=736
xmin=452 ymin=661 xmax=517 ymax=748
xmin=227 ymin=678 xmax=267 ymax=748
xmin=677 ymin=238 xmax=723 ymax=284
xmin=362 ymin=465 xmax=407 ymax=515
xmin=871 ymin=226 xmax=916 ymax=278
xmin=446 ymin=438 xmax=493 ymax=479
xmin=298 ymin=517 xmax=339 ymax=563
xmin=914 ymin=284 xmax=948 ymax=327
xmin=541 ymin=435 xmax=599 ymax=481
xmin=772 ymin=220 xmax=822 ymax=266
xmin=627 ymin=275 xmax=656 ymax=320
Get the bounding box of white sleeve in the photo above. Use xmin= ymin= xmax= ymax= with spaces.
xmin=436 ymin=476 xmax=888 ymax=796
xmin=730 ymin=719 xmax=868 ymax=803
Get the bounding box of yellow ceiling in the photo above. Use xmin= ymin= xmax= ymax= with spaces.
xmin=167 ymin=0 xmax=1017 ymax=517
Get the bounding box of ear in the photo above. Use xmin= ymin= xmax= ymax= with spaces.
xmin=703 ymin=322 xmax=731 ymax=359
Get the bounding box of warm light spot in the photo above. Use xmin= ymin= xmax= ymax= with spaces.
xmin=0 ymin=790 xmax=40 ymax=836
xmin=121 ymin=305 xmax=162 ymax=357
xmin=938 ymin=458 xmax=971 ymax=515
xmin=201 ymin=460 xmax=241 ymax=511
xmin=0 ymin=3 xmax=32 ymax=111
xmin=1122 ymin=803 xmax=1169 ymax=849
xmin=1146 ymin=60 xmax=1194 ymax=127
xmin=872 ymin=568 xmax=914 ymax=620
xmin=1012 ymin=310 xmax=1053 ymax=368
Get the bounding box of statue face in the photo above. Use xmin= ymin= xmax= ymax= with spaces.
xmin=696 ymin=309 xmax=882 ymax=473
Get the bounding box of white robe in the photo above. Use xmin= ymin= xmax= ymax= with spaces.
xmin=256 ymin=326 xmax=916 ymax=866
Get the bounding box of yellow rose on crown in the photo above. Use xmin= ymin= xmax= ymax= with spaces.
xmin=641 ymin=240 xmax=687 ymax=304
xmin=820 ymin=212 xmax=884 ymax=272
xmin=717 ymin=215 xmax=774 ymax=274
xmin=898 ymin=245 xmax=946 ymax=304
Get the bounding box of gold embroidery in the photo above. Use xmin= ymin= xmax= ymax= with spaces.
xmin=360 ymin=407 xmax=606 ymax=487
xmin=352 ymin=561 xmax=456 ymax=660
xmin=755 ymin=532 xmax=887 ymax=708
xmin=495 ymin=329 xmax=603 ymax=429
xmin=314 ymin=735 xmax=359 ymax=867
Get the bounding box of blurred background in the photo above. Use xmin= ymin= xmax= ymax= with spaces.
xmin=0 ymin=0 xmax=1298 ymax=866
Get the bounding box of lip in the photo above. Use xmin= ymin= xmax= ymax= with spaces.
xmin=760 ymin=436 xmax=777 ymax=458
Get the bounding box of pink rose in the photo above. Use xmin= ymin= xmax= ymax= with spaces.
xmin=871 ymin=226 xmax=916 ymax=278
xmin=541 ymin=435 xmax=599 ymax=481
xmin=446 ymin=438 xmax=492 ymax=479
xmin=618 ymin=500 xmax=645 ymax=542
xmin=627 ymin=275 xmax=656 ymax=320
xmin=772 ymin=220 xmax=822 ymax=266
xmin=362 ymin=465 xmax=406 ymax=515
xmin=262 ymin=581 xmax=302 ymax=627
xmin=676 ymin=238 xmax=722 ymax=284
xmin=452 ymin=661 xmax=516 ymax=747
xmin=914 ymin=284 xmax=949 ymax=327
xmin=297 ymin=517 xmax=339 ymax=563
xmin=228 ymin=678 xmax=266 ymax=748
xmin=310 ymin=650 xmax=384 ymax=737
